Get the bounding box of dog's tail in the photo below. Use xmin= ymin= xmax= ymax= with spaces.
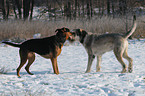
xmin=123 ymin=15 xmax=137 ymax=39
xmin=2 ymin=41 xmax=21 ymax=48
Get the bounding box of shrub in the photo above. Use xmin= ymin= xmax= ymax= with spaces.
xmin=0 ymin=16 xmax=144 ymax=41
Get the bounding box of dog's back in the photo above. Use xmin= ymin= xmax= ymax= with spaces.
xmin=21 ymin=36 xmax=60 ymax=56
xmin=85 ymin=33 xmax=123 ymax=55
xmin=86 ymin=15 xmax=137 ymax=55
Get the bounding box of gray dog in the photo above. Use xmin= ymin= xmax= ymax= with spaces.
xmin=70 ymin=15 xmax=137 ymax=73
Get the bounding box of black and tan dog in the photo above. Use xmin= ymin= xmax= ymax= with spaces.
xmin=3 ymin=27 xmax=72 ymax=77
xmin=70 ymin=15 xmax=137 ymax=73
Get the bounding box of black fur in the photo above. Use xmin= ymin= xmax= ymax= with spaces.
xmin=75 ymin=29 xmax=88 ymax=44
xmin=2 ymin=27 xmax=71 ymax=77
xmin=3 ymin=28 xmax=70 ymax=57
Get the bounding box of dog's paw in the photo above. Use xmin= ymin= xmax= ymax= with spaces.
xmin=96 ymin=67 xmax=100 ymax=72
xmin=96 ymin=70 xmax=100 ymax=72
xmin=128 ymin=68 xmax=133 ymax=73
xmin=29 ymin=73 xmax=34 ymax=75
xmin=121 ymin=69 xmax=127 ymax=73
xmin=128 ymin=66 xmax=133 ymax=73
xmin=85 ymin=70 xmax=91 ymax=73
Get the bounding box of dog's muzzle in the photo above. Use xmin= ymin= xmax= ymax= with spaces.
xmin=68 ymin=32 xmax=76 ymax=42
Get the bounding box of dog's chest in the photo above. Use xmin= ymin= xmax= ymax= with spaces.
xmin=40 ymin=45 xmax=62 ymax=58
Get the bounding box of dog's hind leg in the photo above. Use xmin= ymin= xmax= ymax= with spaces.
xmin=114 ymin=48 xmax=127 ymax=73
xmin=51 ymin=57 xmax=59 ymax=74
xmin=17 ymin=49 xmax=28 ymax=77
xmin=25 ymin=52 xmax=35 ymax=75
xmin=123 ymin=48 xmax=133 ymax=73
xmin=85 ymin=55 xmax=95 ymax=73
xmin=96 ymin=55 xmax=102 ymax=72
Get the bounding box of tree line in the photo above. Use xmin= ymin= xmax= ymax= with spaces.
xmin=0 ymin=0 xmax=145 ymax=21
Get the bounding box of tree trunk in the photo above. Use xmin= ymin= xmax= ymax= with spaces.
xmin=15 ymin=0 xmax=22 ymax=19
xmin=2 ymin=0 xmax=6 ymax=20
xmin=98 ymin=0 xmax=101 ymax=16
xmin=30 ymin=0 xmax=34 ymax=20
xmin=107 ymin=0 xmax=110 ymax=16
xmin=123 ymin=0 xmax=127 ymax=15
xmin=67 ymin=2 xmax=71 ymax=20
xmin=87 ymin=2 xmax=90 ymax=19
xmin=82 ymin=0 xmax=85 ymax=18
xmin=111 ymin=0 xmax=115 ymax=18
xmin=101 ymin=0 xmax=105 ymax=17
xmin=74 ymin=0 xmax=77 ymax=20
xmin=64 ymin=2 xmax=71 ymax=20
xmin=6 ymin=0 xmax=10 ymax=19
xmin=90 ymin=0 xmax=93 ymax=17
xmin=119 ymin=0 xmax=127 ymax=15
xmin=23 ymin=0 xmax=31 ymax=20
xmin=78 ymin=2 xmax=80 ymax=18
xmin=12 ymin=0 xmax=18 ymax=19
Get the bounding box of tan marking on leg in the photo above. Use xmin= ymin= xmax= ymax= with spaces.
xmin=25 ymin=52 xmax=35 ymax=75
xmin=114 ymin=49 xmax=127 ymax=73
xmin=51 ymin=58 xmax=59 ymax=74
xmin=123 ymin=48 xmax=133 ymax=73
xmin=96 ymin=55 xmax=102 ymax=72
xmin=17 ymin=49 xmax=28 ymax=77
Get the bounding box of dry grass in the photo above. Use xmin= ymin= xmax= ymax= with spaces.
xmin=0 ymin=66 xmax=9 ymax=74
xmin=0 ymin=16 xmax=145 ymax=41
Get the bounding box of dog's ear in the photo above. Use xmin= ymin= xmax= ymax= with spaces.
xmin=76 ymin=29 xmax=87 ymax=36
xmin=80 ymin=30 xmax=88 ymax=43
xmin=80 ymin=29 xmax=84 ymax=32
xmin=74 ymin=29 xmax=81 ymax=35
xmin=80 ymin=29 xmax=87 ymax=34
xmin=61 ymin=27 xmax=66 ymax=32
xmin=61 ymin=27 xmax=70 ymax=33
xmin=55 ymin=29 xmax=61 ymax=33
xmin=82 ymin=30 xmax=88 ymax=35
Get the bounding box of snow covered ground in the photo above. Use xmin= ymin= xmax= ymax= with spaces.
xmin=0 ymin=39 xmax=145 ymax=96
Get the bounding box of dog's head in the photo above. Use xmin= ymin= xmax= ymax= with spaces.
xmin=55 ymin=27 xmax=72 ymax=42
xmin=69 ymin=29 xmax=88 ymax=43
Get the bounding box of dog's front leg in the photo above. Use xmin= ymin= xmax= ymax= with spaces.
xmin=96 ymin=55 xmax=102 ymax=72
xmin=85 ymin=55 xmax=95 ymax=73
xmin=51 ymin=58 xmax=59 ymax=75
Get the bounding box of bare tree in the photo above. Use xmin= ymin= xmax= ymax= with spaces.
xmin=107 ymin=0 xmax=110 ymax=16
xmin=6 ymin=0 xmax=10 ymax=19
xmin=81 ymin=0 xmax=85 ymax=18
xmin=119 ymin=0 xmax=127 ymax=15
xmin=12 ymin=0 xmax=18 ymax=19
xmin=1 ymin=0 xmax=10 ymax=20
xmin=111 ymin=0 xmax=115 ymax=18
xmin=74 ymin=0 xmax=77 ymax=20
xmin=90 ymin=0 xmax=93 ymax=17
xmin=101 ymin=0 xmax=105 ymax=17
xmin=1 ymin=0 xmax=6 ymax=20
xmin=15 ymin=0 xmax=22 ymax=19
xmin=1 ymin=0 xmax=145 ymax=21
xmin=23 ymin=0 xmax=31 ymax=20
xmin=87 ymin=1 xmax=90 ymax=19
xmin=64 ymin=1 xmax=71 ymax=20
xmin=30 ymin=0 xmax=34 ymax=20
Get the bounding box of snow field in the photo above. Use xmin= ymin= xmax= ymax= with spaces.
xmin=0 ymin=39 xmax=145 ymax=96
